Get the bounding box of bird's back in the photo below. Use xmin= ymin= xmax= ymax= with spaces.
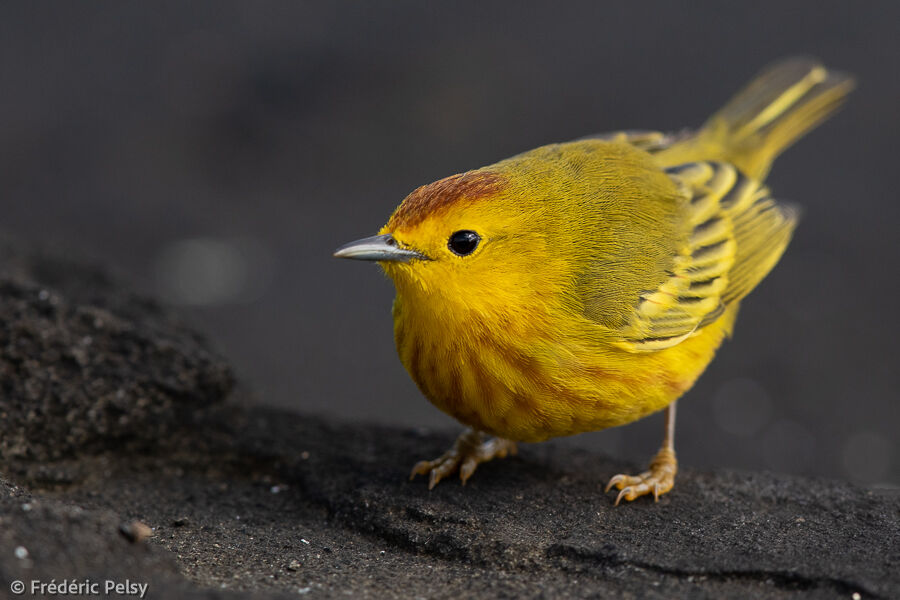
xmin=568 ymin=58 xmax=853 ymax=346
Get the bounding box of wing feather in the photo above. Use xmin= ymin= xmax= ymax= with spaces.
xmin=613 ymin=161 xmax=796 ymax=352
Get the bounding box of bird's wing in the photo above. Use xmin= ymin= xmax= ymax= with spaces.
xmin=613 ymin=161 xmax=796 ymax=352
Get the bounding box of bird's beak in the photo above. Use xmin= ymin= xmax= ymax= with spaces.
xmin=333 ymin=233 xmax=427 ymax=262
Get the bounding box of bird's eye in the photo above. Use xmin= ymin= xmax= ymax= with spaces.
xmin=447 ymin=230 xmax=480 ymax=256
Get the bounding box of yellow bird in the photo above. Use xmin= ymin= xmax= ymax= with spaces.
xmin=335 ymin=58 xmax=853 ymax=504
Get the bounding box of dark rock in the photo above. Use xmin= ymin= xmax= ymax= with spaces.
xmin=0 ymin=474 xmax=270 ymax=599
xmin=0 ymin=237 xmax=234 ymax=461
xmin=227 ymin=409 xmax=900 ymax=599
xmin=0 ymin=478 xmax=163 ymax=591
xmin=4 ymin=406 xmax=898 ymax=599
xmin=1 ymin=241 xmax=898 ymax=599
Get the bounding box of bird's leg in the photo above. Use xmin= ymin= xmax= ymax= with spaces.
xmin=410 ymin=428 xmax=517 ymax=490
xmin=605 ymin=401 xmax=678 ymax=506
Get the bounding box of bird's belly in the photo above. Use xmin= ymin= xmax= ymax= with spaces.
xmin=395 ymin=308 xmax=733 ymax=443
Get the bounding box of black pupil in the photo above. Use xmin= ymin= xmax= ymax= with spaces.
xmin=448 ymin=230 xmax=480 ymax=256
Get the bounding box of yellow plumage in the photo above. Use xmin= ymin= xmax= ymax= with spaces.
xmin=335 ymin=57 xmax=854 ymax=503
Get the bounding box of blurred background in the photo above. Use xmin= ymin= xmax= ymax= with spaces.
xmin=1 ymin=1 xmax=897 ymax=485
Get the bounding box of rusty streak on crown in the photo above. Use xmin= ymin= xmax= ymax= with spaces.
xmin=388 ymin=171 xmax=508 ymax=230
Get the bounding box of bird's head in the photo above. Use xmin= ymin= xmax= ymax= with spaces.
xmin=334 ymin=167 xmax=571 ymax=321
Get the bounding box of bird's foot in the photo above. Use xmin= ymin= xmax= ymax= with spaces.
xmin=410 ymin=429 xmax=517 ymax=489
xmin=605 ymin=446 xmax=677 ymax=506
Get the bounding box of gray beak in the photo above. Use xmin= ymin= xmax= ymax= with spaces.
xmin=333 ymin=233 xmax=427 ymax=262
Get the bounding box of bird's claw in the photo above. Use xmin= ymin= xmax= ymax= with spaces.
xmin=410 ymin=456 xmax=456 ymax=490
xmin=410 ymin=429 xmax=517 ymax=489
xmin=605 ymin=446 xmax=677 ymax=506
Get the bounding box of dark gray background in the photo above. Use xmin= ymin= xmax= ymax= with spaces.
xmin=2 ymin=1 xmax=897 ymax=484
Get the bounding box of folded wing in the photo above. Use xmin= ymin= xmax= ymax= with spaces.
xmin=614 ymin=161 xmax=797 ymax=352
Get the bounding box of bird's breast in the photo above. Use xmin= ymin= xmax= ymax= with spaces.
xmin=391 ymin=292 xmax=729 ymax=442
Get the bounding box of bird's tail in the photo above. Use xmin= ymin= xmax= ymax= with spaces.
xmin=665 ymin=57 xmax=855 ymax=180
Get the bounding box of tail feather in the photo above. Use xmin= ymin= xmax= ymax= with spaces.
xmin=665 ymin=58 xmax=855 ymax=180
